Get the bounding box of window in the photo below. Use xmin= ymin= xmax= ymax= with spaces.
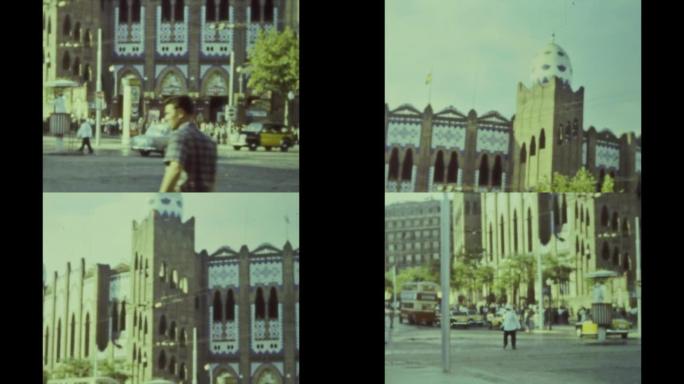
xmin=56 ymin=319 xmax=61 ymax=361
xmin=175 ymin=0 xmax=185 ymax=21
xmin=601 ymin=206 xmax=609 ymax=228
xmin=601 ymin=242 xmax=610 ymax=261
xmin=539 ymin=129 xmax=546 ymax=149
xmin=268 ymin=287 xmax=278 ymax=319
xmin=169 ymin=321 xmax=176 ymax=340
xmin=513 ymin=211 xmax=518 ymax=253
xmin=112 ymin=302 xmax=119 ymax=333
xmin=530 ymin=136 xmax=536 ymax=156
xmin=219 ymin=0 xmax=229 ymax=21
xmin=63 ymin=15 xmax=71 ymax=37
xmin=613 ymin=247 xmax=620 ymax=266
xmin=562 ymin=194 xmax=568 ymax=224
xmin=255 ymin=288 xmax=265 ymax=319
xmin=159 ymin=262 xmax=167 ymax=281
xmin=120 ymin=0 xmax=129 ymax=23
xmin=479 ymin=155 xmax=490 ymax=187
xmin=169 ymin=356 xmax=177 ymax=374
xmin=162 ymin=0 xmax=172 ymax=21
xmin=434 ymin=151 xmax=445 ymax=183
xmin=70 ymin=314 xmax=76 ymax=357
xmin=264 ymin=0 xmax=274 ymax=22
xmin=179 ymin=329 xmax=187 ymax=347
xmin=73 ymin=22 xmax=81 ymax=41
xmin=527 ymin=209 xmax=533 ymax=253
xmin=611 ymin=212 xmax=619 ymax=232
xmin=401 ymin=149 xmax=413 ymax=181
xmin=158 ymin=350 xmax=167 ymax=370
xmin=226 ymin=290 xmax=235 ymax=321
xmin=132 ymin=0 xmax=141 ymax=22
xmin=520 ymin=144 xmax=527 ymax=164
xmin=159 ymin=315 xmax=167 ymax=336
xmin=447 ymin=152 xmax=458 ymax=183
xmin=388 ymin=148 xmax=399 ymax=180
xmin=62 ymin=51 xmax=71 ymax=71
xmin=213 ymin=291 xmax=223 ymax=322
xmin=500 ymin=216 xmax=505 ymax=257
xmin=489 ymin=223 xmax=494 ymax=261
xmin=120 ymin=301 xmax=126 ymax=331
xmin=44 ymin=327 xmax=50 ymax=365
xmin=207 ymin=0 xmax=217 ymax=21
xmin=250 ymin=0 xmax=261 ymax=22
xmin=492 ymin=156 xmax=503 ymax=188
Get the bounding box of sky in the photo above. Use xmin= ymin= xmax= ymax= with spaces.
xmin=43 ymin=193 xmax=299 ymax=279
xmin=385 ymin=0 xmax=641 ymax=136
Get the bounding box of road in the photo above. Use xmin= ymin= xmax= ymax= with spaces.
xmin=43 ymin=142 xmax=299 ymax=192
xmin=385 ymin=319 xmax=641 ymax=384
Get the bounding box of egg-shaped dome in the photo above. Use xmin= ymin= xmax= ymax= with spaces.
xmin=529 ymin=42 xmax=573 ymax=86
xmin=148 ymin=193 xmax=183 ymax=219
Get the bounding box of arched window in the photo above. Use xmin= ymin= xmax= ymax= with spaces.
xmin=527 ymin=208 xmax=533 ymax=253
xmin=112 ymin=302 xmax=119 ymax=333
xmin=434 ymin=151 xmax=445 ymax=183
xmin=133 ymin=347 xmax=136 ymax=362
xmin=479 ymin=155 xmax=489 ymax=187
xmin=575 ymin=237 xmax=579 ymax=254
xmin=134 ymin=253 xmax=139 ymax=270
xmin=226 ymin=290 xmax=235 ymax=321
xmin=601 ymin=242 xmax=610 ymax=261
xmin=553 ymin=195 xmax=560 ymax=228
xmin=447 ymin=152 xmax=458 ymax=183
xmin=44 ymin=327 xmax=50 ymax=365
xmin=207 ymin=0 xmax=217 ymax=21
xmin=56 ymin=319 xmax=62 ymax=362
xmin=586 ymin=209 xmax=591 ymax=228
xmin=158 ymin=350 xmax=167 ymax=370
xmin=256 ymin=288 xmax=266 ymax=319
xmin=268 ymin=287 xmax=279 ymax=320
xmin=250 ymin=0 xmax=261 ymax=22
xmin=520 ymin=144 xmax=527 ymax=164
xmin=62 ymin=51 xmax=71 ymax=71
xmin=133 ymin=309 xmax=137 ymax=330
xmin=179 ymin=329 xmax=187 ymax=347
xmin=70 ymin=313 xmax=76 ymax=358
xmin=162 ymin=0 xmax=172 ymax=21
xmin=144 ymin=259 xmax=149 ymax=278
xmin=219 ymin=0 xmax=229 ymax=21
xmin=73 ymin=22 xmax=81 ymax=41
xmin=492 ymin=155 xmax=503 ymax=188
xmin=63 ymin=15 xmax=71 ymax=37
xmin=132 ymin=0 xmax=141 ymax=22
xmin=169 ymin=356 xmax=177 ymax=374
xmin=169 ymin=322 xmax=176 ymax=340
xmin=623 ymin=252 xmax=630 ymax=271
xmin=119 ymin=1 xmax=129 ymax=23
xmin=611 ymin=212 xmax=619 ymax=232
xmin=562 ymin=194 xmax=567 ymax=224
xmin=174 ymin=0 xmax=185 ymax=21
xmin=159 ymin=315 xmax=167 ymax=336
xmin=120 ymin=301 xmax=126 ymax=331
xmin=530 ymin=136 xmax=536 ymax=156
xmin=540 ymin=129 xmax=546 ymax=149
xmin=388 ymin=148 xmax=399 ymax=180
xmin=264 ymin=0 xmax=274 ymax=22
xmin=84 ymin=29 xmax=91 ymax=47
xmin=513 ymin=210 xmax=518 ymax=253
xmin=401 ymin=149 xmax=413 ymax=181
xmin=613 ymin=247 xmax=620 ymax=266
xmin=213 ymin=291 xmax=223 ymax=322
xmin=597 ymin=169 xmax=606 ymax=192
xmin=500 ymin=216 xmax=505 ymax=257
xmin=601 ymin=206 xmax=609 ymax=228
xmin=72 ymin=57 xmax=80 ymax=77
xmin=179 ymin=363 xmax=187 ymax=380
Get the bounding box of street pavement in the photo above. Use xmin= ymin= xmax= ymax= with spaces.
xmin=385 ymin=319 xmax=641 ymax=384
xmin=43 ymin=136 xmax=299 ymax=192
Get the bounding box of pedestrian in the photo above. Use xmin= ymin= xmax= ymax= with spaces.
xmin=76 ymin=118 xmax=94 ymax=154
xmin=526 ymin=307 xmax=535 ymax=332
xmin=502 ymin=306 xmax=521 ymax=350
xmin=160 ymin=95 xmax=217 ymax=192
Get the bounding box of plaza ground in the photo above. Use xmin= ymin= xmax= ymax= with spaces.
xmin=385 ymin=319 xmax=641 ymax=384
xmin=43 ymin=136 xmax=299 ymax=192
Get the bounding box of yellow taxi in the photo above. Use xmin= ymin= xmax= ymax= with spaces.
xmin=575 ymin=317 xmax=632 ymax=339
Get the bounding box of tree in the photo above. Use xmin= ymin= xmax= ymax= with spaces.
xmin=98 ymin=358 xmax=131 ymax=383
xmin=246 ymin=27 xmax=299 ymax=121
xmin=601 ymin=174 xmax=615 ymax=193
xmin=50 ymin=358 xmax=92 ymax=379
xmin=535 ymin=168 xmax=598 ymax=193
xmin=394 ymin=266 xmax=438 ymax=294
xmin=494 ymin=254 xmax=536 ymax=305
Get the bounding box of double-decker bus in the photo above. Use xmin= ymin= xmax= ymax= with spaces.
xmin=399 ymin=281 xmax=440 ymax=325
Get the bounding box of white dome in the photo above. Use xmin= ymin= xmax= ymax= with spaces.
xmin=529 ymin=42 xmax=573 ymax=86
xmin=148 ymin=193 xmax=183 ymax=219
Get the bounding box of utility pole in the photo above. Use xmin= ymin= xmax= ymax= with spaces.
xmin=96 ymin=28 xmax=102 ymax=146
xmin=635 ymin=217 xmax=641 ymax=338
xmin=440 ymin=192 xmax=450 ymax=373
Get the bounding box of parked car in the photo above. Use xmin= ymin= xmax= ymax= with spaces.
xmin=131 ymin=123 xmax=171 ymax=156
xmin=232 ymin=122 xmax=296 ymax=152
xmin=486 ymin=310 xmax=504 ymax=329
xmin=575 ymin=317 xmax=632 ymax=339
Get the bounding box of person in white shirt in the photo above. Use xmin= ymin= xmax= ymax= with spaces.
xmin=502 ymin=305 xmax=522 ymax=350
xmin=76 ymin=118 xmax=94 ymax=154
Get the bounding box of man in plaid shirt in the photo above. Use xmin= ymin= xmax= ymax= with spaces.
xmin=160 ymin=96 xmax=217 ymax=192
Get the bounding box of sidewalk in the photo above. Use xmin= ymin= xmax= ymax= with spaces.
xmin=43 ymin=135 xmax=125 ymax=155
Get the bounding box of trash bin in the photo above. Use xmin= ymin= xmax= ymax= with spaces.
xmin=591 ymin=303 xmax=612 ymax=327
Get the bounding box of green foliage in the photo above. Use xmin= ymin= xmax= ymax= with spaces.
xmin=246 ymin=28 xmax=299 ymax=97
xmin=535 ymin=168 xmax=598 ymax=192
xmin=494 ymin=254 xmax=536 ymax=303
xmin=395 ymin=266 xmax=438 ymax=292
xmin=542 ymin=253 xmax=575 ymax=283
xmin=601 ymin=174 xmax=615 ymax=193
xmin=50 ymin=358 xmax=92 ymax=379
xmin=98 ymin=358 xmax=131 ymax=383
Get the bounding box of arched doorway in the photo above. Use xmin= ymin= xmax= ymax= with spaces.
xmin=388 ymin=148 xmax=399 ymax=181
xmin=254 ymin=365 xmax=282 ymax=384
xmin=434 ymin=151 xmax=445 ymax=184
xmin=446 ymin=152 xmax=458 ymax=184
xmin=479 ymin=154 xmax=489 ymax=188
xmin=401 ymin=149 xmax=413 ymax=182
xmin=492 ymin=155 xmax=503 ymax=189
xmin=202 ymin=69 xmax=229 ymax=123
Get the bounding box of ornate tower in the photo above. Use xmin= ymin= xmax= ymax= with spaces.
xmin=130 ymin=193 xmax=200 ymax=384
xmin=512 ymin=40 xmax=585 ymax=191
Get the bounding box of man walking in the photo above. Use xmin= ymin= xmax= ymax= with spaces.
xmin=76 ymin=118 xmax=94 ymax=154
xmin=160 ymin=95 xmax=217 ymax=192
xmin=502 ymin=305 xmax=521 ymax=350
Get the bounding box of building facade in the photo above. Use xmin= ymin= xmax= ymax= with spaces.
xmin=43 ymin=0 xmax=299 ymax=124
xmin=385 ymin=42 xmax=641 ymax=194
xmin=451 ymin=193 xmax=640 ymax=311
xmin=385 ymin=199 xmax=453 ymax=274
xmin=43 ymin=194 xmax=300 ymax=384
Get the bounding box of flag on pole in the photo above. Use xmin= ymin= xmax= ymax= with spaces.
xmin=425 ymin=72 xmax=432 ymax=85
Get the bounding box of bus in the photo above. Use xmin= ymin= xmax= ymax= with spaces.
xmin=399 ymin=281 xmax=440 ymax=325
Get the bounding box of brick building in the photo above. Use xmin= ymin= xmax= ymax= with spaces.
xmin=43 ymin=193 xmax=300 ymax=384
xmin=385 ymin=41 xmax=641 ymax=194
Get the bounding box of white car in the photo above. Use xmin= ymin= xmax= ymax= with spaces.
xmin=131 ymin=123 xmax=171 ymax=156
